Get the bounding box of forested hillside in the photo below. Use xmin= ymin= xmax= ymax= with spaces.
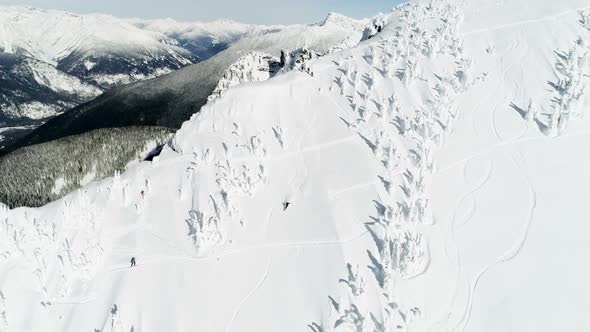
xmin=0 ymin=127 xmax=172 ymax=207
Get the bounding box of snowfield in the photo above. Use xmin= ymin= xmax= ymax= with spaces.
xmin=1 ymin=0 xmax=590 ymax=331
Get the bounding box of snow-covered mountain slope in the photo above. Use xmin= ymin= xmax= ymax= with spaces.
xmin=2 ymin=0 xmax=590 ymax=331
xmin=3 ymin=13 xmax=367 ymax=153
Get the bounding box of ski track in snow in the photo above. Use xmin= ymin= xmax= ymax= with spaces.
xmin=453 ymin=153 xmax=537 ymax=331
xmin=437 ymin=157 xmax=493 ymax=330
xmin=107 ymin=230 xmax=371 ymax=272
xmin=463 ymin=6 xmax=590 ymax=36
xmin=328 ymin=130 xmax=590 ymax=200
xmin=490 ymin=38 xmax=526 ymax=143
xmin=229 ymin=134 xmax=358 ymax=164
xmin=436 ymin=130 xmax=590 ymax=176
xmin=469 ymin=35 xmax=520 ymax=139
xmin=50 ymin=294 xmax=98 ymax=305
xmin=328 ymin=180 xmax=381 ymax=200
xmin=224 ymin=256 xmax=271 ymax=332
xmin=454 ymin=158 xmax=493 ymax=234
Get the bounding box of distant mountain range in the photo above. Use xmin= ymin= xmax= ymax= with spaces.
xmin=0 ymin=7 xmax=369 ymax=208
xmin=0 ymin=6 xmax=267 ymax=146
xmin=0 ymin=9 xmax=366 ymax=152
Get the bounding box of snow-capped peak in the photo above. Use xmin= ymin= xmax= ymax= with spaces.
xmin=319 ymin=12 xmax=369 ymax=30
xmin=0 ymin=6 xmax=168 ymax=62
xmin=0 ymin=6 xmax=250 ymax=65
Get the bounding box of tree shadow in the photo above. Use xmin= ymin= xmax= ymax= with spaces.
xmin=361 ymin=73 xmax=375 ymax=88
xmin=375 ymin=66 xmax=389 ymax=78
xmin=357 ymin=133 xmax=377 ymax=152
xmin=547 ymin=80 xmax=564 ymax=94
xmin=534 ymin=118 xmax=549 ymax=134
xmin=308 ymin=322 xmax=325 ymax=332
xmin=509 ymin=102 xmax=526 ymax=120
xmin=339 ymin=117 xmax=352 ymax=128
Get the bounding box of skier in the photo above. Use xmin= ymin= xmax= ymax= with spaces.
xmin=130 ymin=257 xmax=136 ymax=267
xmin=283 ymin=202 xmax=291 ymax=211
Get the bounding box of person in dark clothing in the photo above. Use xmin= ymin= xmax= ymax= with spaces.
xmin=283 ymin=202 xmax=291 ymax=211
xmin=130 ymin=257 xmax=136 ymax=267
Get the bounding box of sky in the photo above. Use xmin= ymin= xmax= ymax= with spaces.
xmin=0 ymin=0 xmax=403 ymax=24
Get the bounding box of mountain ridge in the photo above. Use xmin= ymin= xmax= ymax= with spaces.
xmin=0 ymin=6 xmax=365 ymax=146
xmin=0 ymin=10 xmax=367 ymax=155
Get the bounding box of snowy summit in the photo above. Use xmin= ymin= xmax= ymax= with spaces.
xmin=1 ymin=0 xmax=590 ymax=331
